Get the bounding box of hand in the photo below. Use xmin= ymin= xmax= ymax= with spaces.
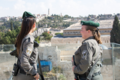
xmin=34 ymin=73 xmax=40 ymax=80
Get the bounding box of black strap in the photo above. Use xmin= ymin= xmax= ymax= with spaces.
xmin=38 ymin=54 xmax=45 ymax=80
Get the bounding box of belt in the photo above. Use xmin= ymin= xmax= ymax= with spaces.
xmin=92 ymin=71 xmax=101 ymax=77
xmin=20 ymin=70 xmax=30 ymax=75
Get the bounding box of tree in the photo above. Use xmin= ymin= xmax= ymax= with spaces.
xmin=55 ymin=33 xmax=63 ymax=37
xmin=0 ymin=27 xmax=20 ymax=44
xmin=110 ymin=15 xmax=120 ymax=44
xmin=10 ymin=21 xmax=14 ymax=30
xmin=35 ymin=36 xmax=40 ymax=43
xmin=42 ymin=32 xmax=52 ymax=40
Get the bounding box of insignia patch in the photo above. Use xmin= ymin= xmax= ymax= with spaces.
xmin=82 ymin=50 xmax=87 ymax=59
xmin=26 ymin=48 xmax=32 ymax=56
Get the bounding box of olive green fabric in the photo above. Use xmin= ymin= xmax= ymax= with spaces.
xmin=22 ymin=11 xmax=36 ymax=19
xmin=81 ymin=21 xmax=99 ymax=27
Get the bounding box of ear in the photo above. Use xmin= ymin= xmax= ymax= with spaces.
xmin=87 ymin=30 xmax=91 ymax=33
xmin=33 ymin=23 xmax=36 ymax=28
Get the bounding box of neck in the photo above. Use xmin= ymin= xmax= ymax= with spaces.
xmin=85 ymin=35 xmax=93 ymax=40
xmin=28 ymin=30 xmax=33 ymax=34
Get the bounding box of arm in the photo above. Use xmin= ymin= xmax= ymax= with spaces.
xmin=74 ymin=42 xmax=93 ymax=74
xmin=75 ymin=47 xmax=80 ymax=55
xmin=72 ymin=47 xmax=80 ymax=66
xmin=32 ymin=28 xmax=47 ymax=38
xmin=20 ymin=41 xmax=37 ymax=76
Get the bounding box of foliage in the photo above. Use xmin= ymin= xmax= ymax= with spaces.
xmin=58 ymin=74 xmax=66 ymax=80
xmin=0 ymin=14 xmax=73 ymax=44
xmin=38 ymin=14 xmax=74 ymax=28
xmin=63 ymin=15 xmax=71 ymax=18
xmin=51 ymin=66 xmax=65 ymax=80
xmin=0 ymin=19 xmax=21 ymax=33
xmin=0 ymin=27 xmax=21 ymax=44
xmin=43 ymin=72 xmax=48 ymax=77
xmin=110 ymin=15 xmax=120 ymax=44
xmin=51 ymin=67 xmax=63 ymax=73
xmin=55 ymin=33 xmax=63 ymax=36
xmin=35 ymin=36 xmax=40 ymax=43
xmin=41 ymin=32 xmax=52 ymax=40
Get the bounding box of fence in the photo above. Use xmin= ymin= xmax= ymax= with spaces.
xmin=0 ymin=43 xmax=120 ymax=80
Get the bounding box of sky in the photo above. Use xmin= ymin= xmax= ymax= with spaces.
xmin=0 ymin=0 xmax=120 ymax=17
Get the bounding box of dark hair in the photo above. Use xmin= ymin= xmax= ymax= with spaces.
xmin=86 ymin=25 xmax=102 ymax=44
xmin=15 ymin=17 xmax=36 ymax=55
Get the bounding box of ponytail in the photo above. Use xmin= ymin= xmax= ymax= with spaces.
xmin=86 ymin=26 xmax=102 ymax=44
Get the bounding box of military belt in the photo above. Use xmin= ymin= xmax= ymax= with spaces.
xmin=20 ymin=69 xmax=30 ymax=75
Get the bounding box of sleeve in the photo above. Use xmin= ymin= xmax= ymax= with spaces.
xmin=20 ymin=41 xmax=37 ymax=76
xmin=75 ymin=47 xmax=80 ymax=55
xmin=32 ymin=28 xmax=47 ymax=38
xmin=74 ymin=42 xmax=93 ymax=74
xmin=72 ymin=47 xmax=80 ymax=66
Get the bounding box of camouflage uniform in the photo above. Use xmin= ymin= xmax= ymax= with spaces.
xmin=73 ymin=36 xmax=103 ymax=80
xmin=13 ymin=28 xmax=46 ymax=80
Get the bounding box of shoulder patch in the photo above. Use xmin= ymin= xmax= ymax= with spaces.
xmin=82 ymin=50 xmax=87 ymax=59
xmin=26 ymin=47 xmax=32 ymax=56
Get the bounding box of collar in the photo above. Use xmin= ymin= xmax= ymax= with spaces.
xmin=82 ymin=36 xmax=94 ymax=43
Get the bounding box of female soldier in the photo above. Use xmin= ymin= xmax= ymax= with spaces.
xmin=13 ymin=11 xmax=47 ymax=80
xmin=72 ymin=21 xmax=103 ymax=80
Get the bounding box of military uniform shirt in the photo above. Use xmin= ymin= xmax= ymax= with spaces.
xmin=73 ymin=36 xmax=103 ymax=74
xmin=18 ymin=28 xmax=47 ymax=75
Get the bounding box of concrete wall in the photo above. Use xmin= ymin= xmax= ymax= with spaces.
xmin=51 ymin=36 xmax=110 ymax=44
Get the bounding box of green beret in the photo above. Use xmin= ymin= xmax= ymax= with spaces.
xmin=81 ymin=21 xmax=99 ymax=27
xmin=22 ymin=11 xmax=36 ymax=19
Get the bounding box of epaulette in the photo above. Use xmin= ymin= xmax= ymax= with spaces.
xmin=34 ymin=41 xmax=39 ymax=47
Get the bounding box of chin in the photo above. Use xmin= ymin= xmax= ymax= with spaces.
xmin=82 ymin=36 xmax=85 ymax=39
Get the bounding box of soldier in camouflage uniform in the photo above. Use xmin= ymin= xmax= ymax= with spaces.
xmin=72 ymin=21 xmax=103 ymax=80
xmin=13 ymin=11 xmax=47 ymax=80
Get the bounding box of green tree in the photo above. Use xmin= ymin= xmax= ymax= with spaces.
xmin=35 ymin=36 xmax=40 ymax=43
xmin=14 ymin=21 xmax=21 ymax=29
xmin=110 ymin=15 xmax=120 ymax=44
xmin=10 ymin=21 xmax=14 ymax=30
xmin=42 ymin=32 xmax=52 ymax=40
xmin=0 ymin=27 xmax=20 ymax=44
xmin=64 ymin=15 xmax=71 ymax=18
xmin=55 ymin=33 xmax=63 ymax=36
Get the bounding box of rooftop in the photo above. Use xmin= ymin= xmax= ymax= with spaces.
xmin=64 ymin=20 xmax=113 ymax=30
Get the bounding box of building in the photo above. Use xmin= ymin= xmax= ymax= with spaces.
xmin=63 ymin=20 xmax=112 ymax=37
xmin=97 ymin=14 xmax=113 ymax=20
xmin=63 ymin=27 xmax=112 ymax=37
xmin=51 ymin=20 xmax=113 ymax=44
xmin=0 ymin=17 xmax=10 ymax=21
xmin=88 ymin=15 xmax=97 ymax=18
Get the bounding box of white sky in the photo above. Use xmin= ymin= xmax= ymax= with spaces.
xmin=0 ymin=0 xmax=120 ymax=17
